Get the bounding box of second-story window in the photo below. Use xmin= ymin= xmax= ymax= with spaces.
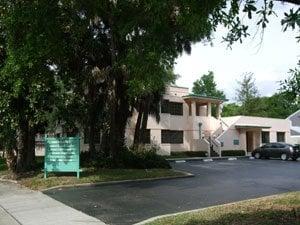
xmin=161 ymin=100 xmax=183 ymax=115
xmin=170 ymin=102 xmax=183 ymax=115
xmin=161 ymin=100 xmax=170 ymax=113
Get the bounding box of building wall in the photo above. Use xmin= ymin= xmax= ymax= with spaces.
xmin=35 ymin=86 xmax=297 ymax=157
xmin=218 ymin=116 xmax=292 ymax=152
xmin=288 ymin=110 xmax=300 ymax=127
xmin=125 ymin=86 xmax=222 ymax=155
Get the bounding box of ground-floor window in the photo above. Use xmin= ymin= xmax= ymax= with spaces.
xmin=161 ymin=130 xmax=183 ymax=144
xmin=276 ymin=132 xmax=285 ymax=142
xmin=261 ymin=131 xmax=270 ymax=143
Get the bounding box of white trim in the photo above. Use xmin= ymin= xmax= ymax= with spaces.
xmin=286 ymin=109 xmax=300 ymax=120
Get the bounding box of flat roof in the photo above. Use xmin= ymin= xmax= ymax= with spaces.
xmin=182 ymin=94 xmax=228 ymax=102
xmin=235 ymin=124 xmax=271 ymax=129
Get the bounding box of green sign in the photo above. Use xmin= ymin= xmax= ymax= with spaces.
xmin=44 ymin=136 xmax=80 ymax=178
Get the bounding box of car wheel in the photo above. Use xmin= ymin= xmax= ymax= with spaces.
xmin=254 ymin=153 xmax=260 ymax=159
xmin=292 ymin=157 xmax=298 ymax=161
xmin=280 ymin=153 xmax=288 ymax=161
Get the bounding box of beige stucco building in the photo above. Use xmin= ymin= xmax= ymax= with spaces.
xmin=126 ymin=86 xmax=293 ymax=156
xmin=35 ymin=85 xmax=296 ymax=157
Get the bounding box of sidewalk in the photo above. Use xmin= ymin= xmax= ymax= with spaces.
xmin=0 ymin=181 xmax=106 ymax=225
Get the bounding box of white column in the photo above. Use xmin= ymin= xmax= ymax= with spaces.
xmin=191 ymin=101 xmax=196 ymax=117
xmin=216 ymin=103 xmax=221 ymax=119
xmin=207 ymin=102 xmax=212 ymax=117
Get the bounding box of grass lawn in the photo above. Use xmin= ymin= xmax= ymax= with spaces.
xmin=0 ymin=158 xmax=184 ymax=190
xmin=146 ymin=192 xmax=300 ymax=225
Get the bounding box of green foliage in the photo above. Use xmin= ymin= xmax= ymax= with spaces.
xmin=281 ymin=8 xmax=300 ymax=41
xmin=95 ymin=146 xmax=171 ymax=169
xmin=0 ymin=0 xmax=299 ymax=172
xmin=281 ymin=63 xmax=300 ymax=102
xmin=221 ymin=150 xmax=245 ymax=156
xmin=222 ymin=103 xmax=241 ymax=117
xmin=0 ymin=156 xmax=7 ymax=171
xmin=192 ymin=71 xmax=226 ymax=99
xmin=236 ymin=72 xmax=259 ymax=104
xmin=223 ymin=92 xmax=297 ymax=119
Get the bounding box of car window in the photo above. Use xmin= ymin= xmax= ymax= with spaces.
xmin=264 ymin=144 xmax=272 ymax=148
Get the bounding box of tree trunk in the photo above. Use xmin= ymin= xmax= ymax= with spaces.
xmin=16 ymin=118 xmax=29 ymax=173
xmin=87 ymin=83 xmax=97 ymax=158
xmin=140 ymin=98 xmax=150 ymax=144
xmin=25 ymin=126 xmax=36 ymax=170
xmin=105 ymin=13 xmax=130 ymax=162
xmin=6 ymin=149 xmax=16 ymax=172
xmin=133 ymin=101 xmax=143 ymax=145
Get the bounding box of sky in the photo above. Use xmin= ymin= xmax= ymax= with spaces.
xmin=174 ymin=2 xmax=300 ymax=102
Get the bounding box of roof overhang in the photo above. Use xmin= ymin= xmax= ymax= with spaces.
xmin=182 ymin=94 xmax=227 ymax=104
xmin=235 ymin=124 xmax=271 ymax=129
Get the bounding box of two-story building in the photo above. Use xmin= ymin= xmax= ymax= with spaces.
xmin=126 ymin=86 xmax=293 ymax=156
xmin=35 ymin=85 xmax=296 ymax=157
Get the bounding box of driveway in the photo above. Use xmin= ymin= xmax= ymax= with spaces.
xmin=44 ymin=159 xmax=300 ymax=225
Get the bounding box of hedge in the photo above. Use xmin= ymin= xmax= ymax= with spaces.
xmin=221 ymin=150 xmax=246 ymax=156
xmin=170 ymin=151 xmax=207 ymax=158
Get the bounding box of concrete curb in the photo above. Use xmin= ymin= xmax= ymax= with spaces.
xmin=167 ymin=156 xmax=250 ymax=163
xmin=0 ymin=178 xmax=18 ymax=184
xmin=134 ymin=202 xmax=239 ymax=225
xmin=133 ymin=193 xmax=281 ymax=225
xmin=41 ymin=170 xmax=194 ymax=192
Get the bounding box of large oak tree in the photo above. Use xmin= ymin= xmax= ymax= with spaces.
xmin=0 ymin=0 xmax=299 ymax=172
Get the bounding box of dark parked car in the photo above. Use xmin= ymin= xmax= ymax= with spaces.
xmin=252 ymin=142 xmax=300 ymax=161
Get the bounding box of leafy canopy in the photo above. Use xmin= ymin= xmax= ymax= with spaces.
xmin=192 ymin=71 xmax=226 ymax=99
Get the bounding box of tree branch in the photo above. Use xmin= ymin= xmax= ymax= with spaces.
xmin=274 ymin=0 xmax=300 ymax=5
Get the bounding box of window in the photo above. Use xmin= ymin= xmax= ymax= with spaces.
xmin=141 ymin=129 xmax=151 ymax=144
xmin=161 ymin=100 xmax=170 ymax=113
xmin=261 ymin=131 xmax=270 ymax=143
xmin=161 ymin=130 xmax=184 ymax=144
xmin=277 ymin=132 xmax=285 ymax=142
xmin=160 ymin=100 xmax=183 ymax=115
xmin=170 ymin=102 xmax=183 ymax=115
xmin=84 ymin=128 xmax=100 ymax=144
xmin=263 ymin=143 xmax=275 ymax=148
xmin=233 ymin=139 xmax=239 ymax=145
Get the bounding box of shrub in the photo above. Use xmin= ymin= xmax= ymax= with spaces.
xmin=221 ymin=150 xmax=246 ymax=156
xmin=0 ymin=157 xmax=7 ymax=171
xmin=120 ymin=145 xmax=171 ymax=169
xmin=170 ymin=151 xmax=207 ymax=158
xmin=95 ymin=145 xmax=171 ymax=169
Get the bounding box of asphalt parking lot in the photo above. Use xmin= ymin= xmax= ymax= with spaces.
xmin=44 ymin=159 xmax=300 ymax=225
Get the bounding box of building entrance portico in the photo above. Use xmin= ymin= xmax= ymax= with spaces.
xmin=183 ymin=94 xmax=224 ymax=119
xmin=236 ymin=125 xmax=271 ymax=153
